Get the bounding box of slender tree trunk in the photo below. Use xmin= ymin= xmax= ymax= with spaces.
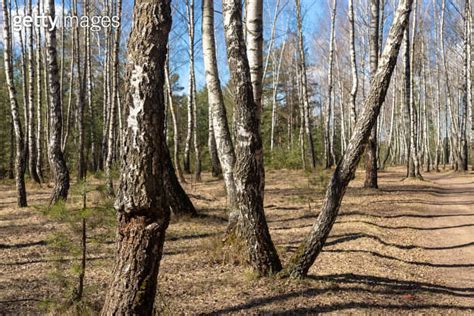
xmin=35 ymin=0 xmax=44 ymax=182
xmin=105 ymin=0 xmax=122 ymax=194
xmin=45 ymin=0 xmax=70 ymax=204
xmin=9 ymin=117 xmax=15 ymax=180
xmin=202 ymin=0 xmax=238 ymax=229
xmin=325 ymin=0 xmax=337 ymax=169
xmin=270 ymin=43 xmax=285 ymax=152
xmin=208 ymin=111 xmax=222 ymax=177
xmin=246 ymin=0 xmax=263 ymax=113
xmin=164 ymin=59 xmax=186 ymax=183
xmin=296 ymin=0 xmax=316 ymax=169
xmin=364 ymin=0 xmax=380 ymax=188
xmin=2 ymin=0 xmax=27 ymax=207
xmin=285 ymin=0 xmax=413 ymax=277
xmin=349 ymin=0 xmax=358 ymax=133
xmin=222 ymin=0 xmax=282 ymax=276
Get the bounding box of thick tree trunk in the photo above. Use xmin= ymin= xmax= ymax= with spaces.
xmin=285 ymin=0 xmax=413 ymax=278
xmin=45 ymin=0 xmax=70 ymax=204
xmin=202 ymin=0 xmax=238 ymax=228
xmin=296 ymin=0 xmax=316 ymax=169
xmin=2 ymin=0 xmax=28 ymax=207
xmin=222 ymin=0 xmax=282 ymax=276
xmin=100 ymin=1 xmax=172 ymax=314
xmin=364 ymin=0 xmax=380 ymax=188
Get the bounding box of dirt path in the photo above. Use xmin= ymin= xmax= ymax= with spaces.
xmin=417 ymin=171 xmax=474 ymax=305
xmin=0 ymin=168 xmax=473 ymax=314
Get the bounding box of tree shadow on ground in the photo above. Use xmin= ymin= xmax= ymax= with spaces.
xmin=204 ymin=273 xmax=474 ymax=315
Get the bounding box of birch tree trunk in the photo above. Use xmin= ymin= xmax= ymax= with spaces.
xmin=100 ymin=1 xmax=172 ymax=313
xmin=223 ymin=0 xmax=282 ymax=276
xmin=164 ymin=59 xmax=186 ymax=183
xmin=296 ymin=0 xmax=316 ymax=169
xmin=246 ymin=0 xmax=263 ymax=112
xmin=349 ymin=0 xmax=358 ymax=133
xmin=35 ymin=0 xmax=44 ymax=182
xmin=202 ymin=0 xmax=238 ymax=229
xmin=285 ymin=0 xmax=413 ymax=278
xmin=325 ymin=0 xmax=337 ymax=169
xmin=208 ymin=111 xmax=222 ymax=177
xmin=2 ymin=0 xmax=27 ymax=207
xmin=364 ymin=0 xmax=380 ymax=188
xmin=45 ymin=0 xmax=70 ymax=204
xmin=105 ymin=0 xmax=122 ymax=194
xmin=27 ymin=0 xmax=40 ymax=184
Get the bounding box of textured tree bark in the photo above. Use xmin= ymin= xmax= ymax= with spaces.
xmin=100 ymin=0 xmax=172 ymax=314
xmin=2 ymin=0 xmax=28 ymax=207
xmin=223 ymin=0 xmax=282 ymax=276
xmin=45 ymin=0 xmax=70 ymax=204
xmin=270 ymin=42 xmax=285 ymax=152
xmin=364 ymin=0 xmax=380 ymax=188
xmin=285 ymin=0 xmax=413 ymax=278
xmin=202 ymin=0 xmax=238 ymax=229
xmin=459 ymin=0 xmax=470 ymax=171
xmin=296 ymin=0 xmax=316 ymax=169
xmin=246 ymin=0 xmax=263 ymax=113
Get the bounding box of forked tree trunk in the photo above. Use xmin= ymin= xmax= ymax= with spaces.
xmin=285 ymin=0 xmax=413 ymax=277
xmin=222 ymin=0 xmax=282 ymax=276
xmin=202 ymin=0 xmax=238 ymax=228
xmin=45 ymin=0 xmax=70 ymax=204
xmin=364 ymin=0 xmax=379 ymax=188
xmin=296 ymin=0 xmax=316 ymax=169
xmin=2 ymin=0 xmax=27 ymax=207
xmin=100 ymin=1 xmax=172 ymax=314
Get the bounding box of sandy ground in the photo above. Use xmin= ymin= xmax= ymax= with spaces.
xmin=0 ymin=167 xmax=473 ymax=314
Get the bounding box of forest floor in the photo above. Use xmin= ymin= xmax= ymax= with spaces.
xmin=0 ymin=166 xmax=473 ymax=315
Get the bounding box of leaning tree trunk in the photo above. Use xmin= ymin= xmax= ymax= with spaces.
xmin=202 ymin=0 xmax=238 ymax=229
xmin=222 ymin=0 xmax=282 ymax=276
xmin=296 ymin=0 xmax=316 ymax=169
xmin=364 ymin=0 xmax=380 ymax=188
xmin=285 ymin=0 xmax=413 ymax=278
xmin=100 ymin=0 xmax=172 ymax=314
xmin=2 ymin=0 xmax=27 ymax=207
xmin=45 ymin=0 xmax=70 ymax=204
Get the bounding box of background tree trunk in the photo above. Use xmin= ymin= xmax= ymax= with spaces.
xmin=2 ymin=0 xmax=27 ymax=207
xmin=364 ymin=0 xmax=380 ymax=188
xmin=45 ymin=0 xmax=70 ymax=204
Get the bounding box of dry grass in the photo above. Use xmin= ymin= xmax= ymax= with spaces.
xmin=0 ymin=167 xmax=473 ymax=314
